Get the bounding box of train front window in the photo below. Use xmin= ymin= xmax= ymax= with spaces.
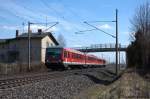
xmin=46 ymin=48 xmax=61 ymax=58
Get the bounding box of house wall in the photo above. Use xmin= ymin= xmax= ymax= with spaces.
xmin=30 ymin=39 xmax=41 ymax=64
xmin=0 ymin=44 xmax=8 ymax=62
xmin=17 ymin=39 xmax=28 ymax=63
xmin=0 ymin=40 xmax=18 ymax=63
xmin=41 ymin=36 xmax=56 ymax=63
xmin=0 ymin=35 xmax=57 ymax=64
xmin=17 ymin=39 xmax=41 ymax=64
xmin=0 ymin=39 xmax=41 ymax=64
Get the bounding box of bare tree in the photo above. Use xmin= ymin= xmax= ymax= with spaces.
xmin=57 ymin=33 xmax=66 ymax=47
xmin=130 ymin=1 xmax=150 ymax=68
xmin=131 ymin=2 xmax=150 ymax=36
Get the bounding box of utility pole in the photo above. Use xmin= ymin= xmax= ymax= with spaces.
xmin=46 ymin=16 xmax=47 ymax=28
xmin=119 ymin=44 xmax=121 ymax=70
xmin=28 ymin=22 xmax=31 ymax=71
xmin=27 ymin=21 xmax=58 ymax=71
xmin=115 ymin=9 xmax=118 ymax=75
xmin=22 ymin=22 xmax=25 ymax=33
xmin=77 ymin=9 xmax=119 ymax=75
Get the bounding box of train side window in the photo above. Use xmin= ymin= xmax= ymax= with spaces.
xmin=72 ymin=53 xmax=74 ymax=58
xmin=76 ymin=54 xmax=78 ymax=59
xmin=81 ymin=55 xmax=83 ymax=59
xmin=75 ymin=54 xmax=78 ymax=59
xmin=64 ymin=51 xmax=67 ymax=58
xmin=75 ymin=54 xmax=77 ymax=59
xmin=74 ymin=54 xmax=76 ymax=58
xmin=67 ymin=52 xmax=70 ymax=58
xmin=70 ymin=53 xmax=72 ymax=58
xmin=78 ymin=55 xmax=80 ymax=59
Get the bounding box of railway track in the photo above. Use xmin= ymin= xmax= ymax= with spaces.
xmin=0 ymin=68 xmax=97 ymax=89
xmin=0 ymin=67 xmax=114 ymax=90
xmin=0 ymin=74 xmax=52 ymax=89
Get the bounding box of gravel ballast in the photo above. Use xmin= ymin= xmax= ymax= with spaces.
xmin=0 ymin=68 xmax=116 ymax=99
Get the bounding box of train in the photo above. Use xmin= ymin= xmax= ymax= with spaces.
xmin=45 ymin=47 xmax=106 ymax=69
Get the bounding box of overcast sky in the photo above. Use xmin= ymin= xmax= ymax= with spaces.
xmin=0 ymin=0 xmax=148 ymax=62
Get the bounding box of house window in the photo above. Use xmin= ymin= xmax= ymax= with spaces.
xmin=13 ymin=44 xmax=16 ymax=49
xmin=46 ymin=42 xmax=49 ymax=47
xmin=67 ymin=52 xmax=70 ymax=58
xmin=2 ymin=45 xmax=4 ymax=48
xmin=0 ymin=54 xmax=4 ymax=61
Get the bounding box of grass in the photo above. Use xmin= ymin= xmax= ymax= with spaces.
xmin=74 ymin=68 xmax=150 ymax=99
xmin=0 ymin=63 xmax=48 ymax=75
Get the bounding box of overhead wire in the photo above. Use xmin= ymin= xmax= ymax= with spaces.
xmin=75 ymin=29 xmax=97 ymax=34
xmin=57 ymin=0 xmax=85 ymax=22
xmin=84 ymin=21 xmax=116 ymax=38
xmin=0 ymin=7 xmax=28 ymax=22
xmin=40 ymin=0 xmax=82 ymax=32
xmin=43 ymin=22 xmax=59 ymax=32
xmin=39 ymin=0 xmax=84 ymax=46
xmin=10 ymin=0 xmax=62 ymax=33
xmin=40 ymin=0 xmax=65 ymax=20
xmin=9 ymin=0 xmax=43 ymax=22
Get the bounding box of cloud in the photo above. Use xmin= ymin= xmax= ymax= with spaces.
xmin=0 ymin=0 xmax=86 ymax=34
xmin=0 ymin=24 xmax=59 ymax=33
xmin=0 ymin=25 xmax=19 ymax=30
xmin=98 ymin=24 xmax=112 ymax=30
xmin=0 ymin=0 xmax=88 ymax=43
xmin=24 ymin=24 xmax=59 ymax=32
xmin=122 ymin=31 xmax=132 ymax=35
xmin=70 ymin=44 xmax=83 ymax=48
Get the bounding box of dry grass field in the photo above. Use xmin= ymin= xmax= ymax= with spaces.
xmin=75 ymin=68 xmax=150 ymax=99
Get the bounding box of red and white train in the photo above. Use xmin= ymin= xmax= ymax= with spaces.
xmin=45 ymin=47 xmax=106 ymax=69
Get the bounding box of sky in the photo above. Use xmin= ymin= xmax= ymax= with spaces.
xmin=0 ymin=0 xmax=149 ymax=63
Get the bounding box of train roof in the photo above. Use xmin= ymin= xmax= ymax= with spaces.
xmin=87 ymin=54 xmax=105 ymax=60
xmin=47 ymin=46 xmax=84 ymax=54
xmin=64 ymin=47 xmax=84 ymax=55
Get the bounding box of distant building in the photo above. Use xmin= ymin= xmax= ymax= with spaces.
xmin=0 ymin=29 xmax=59 ymax=64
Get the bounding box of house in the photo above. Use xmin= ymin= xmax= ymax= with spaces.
xmin=0 ymin=29 xmax=59 ymax=64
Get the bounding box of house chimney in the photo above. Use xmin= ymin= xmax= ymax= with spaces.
xmin=16 ymin=30 xmax=19 ymax=37
xmin=38 ymin=29 xmax=42 ymax=34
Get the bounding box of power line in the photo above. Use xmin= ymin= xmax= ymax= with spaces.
xmin=75 ymin=29 xmax=97 ymax=34
xmin=84 ymin=21 xmax=116 ymax=38
xmin=29 ymin=22 xmax=59 ymax=24
xmin=10 ymin=0 xmax=48 ymax=22
xmin=40 ymin=0 xmax=81 ymax=31
xmin=44 ymin=22 xmax=59 ymax=32
xmin=0 ymin=15 xmax=12 ymax=23
xmin=0 ymin=7 xmax=28 ymax=22
xmin=86 ymin=21 xmax=116 ymax=23
xmin=22 ymin=22 xmax=25 ymax=33
xmin=40 ymin=0 xmax=65 ymax=20
xmin=57 ymin=0 xmax=85 ymax=21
